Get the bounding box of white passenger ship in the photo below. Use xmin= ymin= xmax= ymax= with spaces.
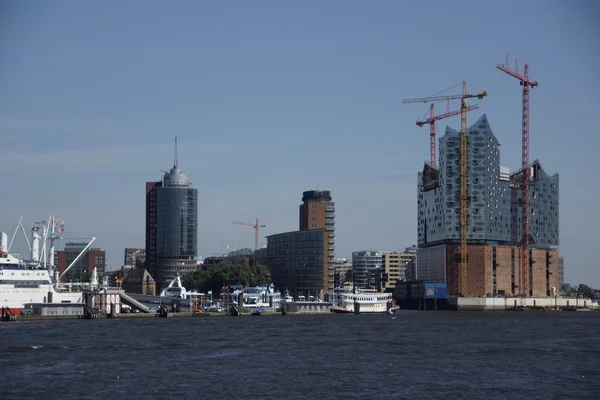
xmin=1 ymin=217 xmax=95 ymax=314
xmin=329 ymin=286 xmax=393 ymax=314
xmin=0 ymin=253 xmax=83 ymax=314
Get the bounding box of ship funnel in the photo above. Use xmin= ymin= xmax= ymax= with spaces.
xmin=91 ymin=267 xmax=99 ymax=289
xmin=0 ymin=232 xmax=7 ymax=253
xmin=31 ymin=231 xmax=41 ymax=261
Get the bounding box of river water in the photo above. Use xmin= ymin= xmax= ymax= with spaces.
xmin=1 ymin=311 xmax=599 ymax=399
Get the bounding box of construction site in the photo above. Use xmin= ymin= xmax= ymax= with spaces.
xmin=404 ymin=54 xmax=565 ymax=309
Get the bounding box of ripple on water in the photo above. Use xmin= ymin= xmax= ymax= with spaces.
xmin=1 ymin=312 xmax=599 ymax=399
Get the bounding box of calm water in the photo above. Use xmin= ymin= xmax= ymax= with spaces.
xmin=1 ymin=311 xmax=599 ymax=399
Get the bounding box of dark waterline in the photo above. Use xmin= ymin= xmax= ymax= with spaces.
xmin=1 ymin=311 xmax=599 ymax=400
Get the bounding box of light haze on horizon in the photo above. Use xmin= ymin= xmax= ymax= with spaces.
xmin=1 ymin=1 xmax=598 ymax=286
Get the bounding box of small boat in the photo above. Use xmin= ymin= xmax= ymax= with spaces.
xmin=387 ymin=306 xmax=401 ymax=315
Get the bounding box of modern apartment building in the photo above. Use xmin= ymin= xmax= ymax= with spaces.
xmin=352 ymin=251 xmax=383 ymax=288
xmin=416 ymin=114 xmax=559 ymax=296
xmin=378 ymin=249 xmax=417 ymax=291
xmin=266 ymin=229 xmax=326 ymax=299
xmin=145 ymin=154 xmax=198 ymax=291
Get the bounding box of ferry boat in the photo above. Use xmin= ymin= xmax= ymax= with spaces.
xmin=329 ymin=285 xmax=393 ymax=314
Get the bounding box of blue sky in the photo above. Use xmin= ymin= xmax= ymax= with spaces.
xmin=1 ymin=1 xmax=598 ymax=286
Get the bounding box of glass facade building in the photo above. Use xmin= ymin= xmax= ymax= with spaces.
xmin=266 ymin=229 xmax=325 ymax=299
xmin=156 ymin=188 xmax=197 ymax=259
xmin=149 ymin=164 xmax=198 ymax=290
xmin=417 ymin=114 xmax=559 ymax=249
xmin=352 ymin=251 xmax=383 ymax=288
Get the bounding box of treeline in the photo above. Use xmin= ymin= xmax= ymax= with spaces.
xmin=561 ymin=283 xmax=594 ymax=299
xmin=181 ymin=261 xmax=271 ymax=296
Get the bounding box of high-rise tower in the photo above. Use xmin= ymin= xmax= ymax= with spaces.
xmin=299 ymin=190 xmax=335 ymax=291
xmin=146 ymin=138 xmax=198 ymax=291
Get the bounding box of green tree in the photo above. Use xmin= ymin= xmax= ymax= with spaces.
xmin=181 ymin=261 xmax=272 ymax=296
xmin=560 ymin=283 xmax=574 ymax=296
xmin=577 ymin=284 xmax=593 ymax=299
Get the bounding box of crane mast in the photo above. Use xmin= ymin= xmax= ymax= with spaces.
xmin=496 ymin=54 xmax=538 ymax=296
xmin=429 ymin=104 xmax=436 ymax=167
xmin=232 ymin=218 xmax=266 ymax=250
xmin=459 ymin=82 xmax=468 ymax=297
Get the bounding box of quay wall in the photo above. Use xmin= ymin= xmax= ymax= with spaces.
xmin=449 ymin=296 xmax=599 ymax=311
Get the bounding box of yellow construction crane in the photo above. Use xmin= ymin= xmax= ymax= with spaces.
xmin=403 ymin=82 xmax=487 ymax=296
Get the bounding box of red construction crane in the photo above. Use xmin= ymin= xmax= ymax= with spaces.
xmin=413 ymin=103 xmax=480 ymax=167
xmin=496 ymin=54 xmax=538 ymax=297
xmin=232 ymin=218 xmax=266 ymax=250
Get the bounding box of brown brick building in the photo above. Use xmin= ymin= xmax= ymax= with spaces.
xmin=439 ymin=245 xmax=559 ymax=297
xmin=266 ymin=190 xmax=336 ymax=299
xmin=299 ymin=190 xmax=335 ymax=292
xmin=122 ymin=268 xmax=156 ymax=296
xmin=124 ymin=248 xmax=146 ymax=268
xmin=56 ymin=243 xmax=106 ymax=282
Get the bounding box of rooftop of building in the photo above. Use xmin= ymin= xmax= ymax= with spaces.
xmin=266 ymin=228 xmax=326 ymax=239
xmin=302 ymin=190 xmax=332 ymax=202
xmin=420 ymin=114 xmax=558 ymax=181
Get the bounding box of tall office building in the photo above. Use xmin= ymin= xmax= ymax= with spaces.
xmin=266 ymin=189 xmax=335 ymax=298
xmin=299 ymin=190 xmax=335 ymax=291
xmin=145 ymin=181 xmax=162 ymax=279
xmin=145 ymin=146 xmax=198 ymax=291
xmin=416 ymin=114 xmax=559 ymax=296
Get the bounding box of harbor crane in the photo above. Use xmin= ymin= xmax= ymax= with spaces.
xmin=403 ymin=82 xmax=488 ymax=296
xmin=232 ymin=218 xmax=266 ymax=251
xmin=496 ymin=54 xmax=538 ymax=296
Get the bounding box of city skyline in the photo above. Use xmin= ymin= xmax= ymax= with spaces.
xmin=1 ymin=1 xmax=598 ymax=286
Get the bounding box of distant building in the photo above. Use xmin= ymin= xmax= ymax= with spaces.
xmin=378 ymin=249 xmax=417 ymax=291
xmin=416 ymin=115 xmax=559 ymax=296
xmin=406 ymin=258 xmax=417 ymax=282
xmin=56 ymin=243 xmax=105 ymax=282
xmin=145 ymin=181 xmax=161 ymax=273
xmin=558 ymin=256 xmax=564 ymax=288
xmin=299 ymin=190 xmax=335 ymax=291
xmin=267 ymin=229 xmax=326 ymax=299
xmin=331 ymin=258 xmax=352 ymax=288
xmin=124 ymin=248 xmax=146 ymax=268
xmin=145 ymin=145 xmax=198 ymax=291
xmin=225 ymin=248 xmax=255 ymax=265
xmin=352 ymin=251 xmax=384 ymax=288
xmin=201 ymin=256 xmax=224 ymax=270
xmin=263 ymin=189 xmax=335 ymax=298
xmin=254 ymin=246 xmax=268 ymax=267
xmin=122 ymin=268 xmax=156 ymax=296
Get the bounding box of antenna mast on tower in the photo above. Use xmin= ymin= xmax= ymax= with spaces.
xmin=174 ymin=136 xmax=179 ymax=168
